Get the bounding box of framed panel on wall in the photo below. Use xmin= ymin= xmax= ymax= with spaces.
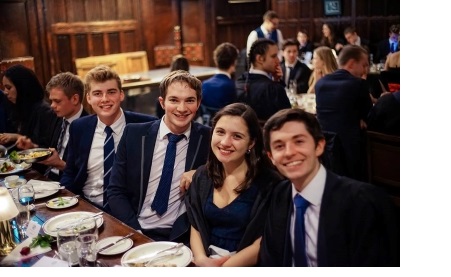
xmin=324 ymin=0 xmax=342 ymax=16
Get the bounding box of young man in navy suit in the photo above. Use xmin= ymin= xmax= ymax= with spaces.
xmin=258 ymin=108 xmax=399 ymax=266
xmin=15 ymin=72 xmax=89 ymax=181
xmin=107 ymin=70 xmax=211 ymax=244
xmin=280 ymin=39 xmax=311 ymax=94
xmin=61 ymin=65 xmax=156 ymax=210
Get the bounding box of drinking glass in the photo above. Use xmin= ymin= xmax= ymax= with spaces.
xmin=17 ymin=183 xmax=35 ymax=236
xmin=57 ymin=227 xmax=78 ymax=267
xmin=76 ymin=217 xmax=98 ymax=267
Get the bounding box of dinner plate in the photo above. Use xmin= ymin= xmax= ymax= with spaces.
xmin=97 ymin=236 xmax=133 ymax=256
xmin=42 ymin=211 xmax=104 ymax=237
xmin=45 ymin=196 xmax=78 ymax=209
xmin=121 ymin=241 xmax=192 ymax=267
xmin=27 ymin=180 xmax=61 ymax=199
xmin=0 ymin=161 xmax=31 ymax=176
xmin=13 ymin=148 xmax=52 ymax=163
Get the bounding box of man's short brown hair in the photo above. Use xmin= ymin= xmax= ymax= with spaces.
xmin=84 ymin=65 xmax=122 ymax=94
xmin=159 ymin=70 xmax=202 ymax=100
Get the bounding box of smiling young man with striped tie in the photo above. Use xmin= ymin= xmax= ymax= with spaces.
xmin=60 ymin=65 xmax=156 ymax=211
xmin=258 ymin=108 xmax=399 ymax=266
xmin=107 ymin=70 xmax=211 ymax=244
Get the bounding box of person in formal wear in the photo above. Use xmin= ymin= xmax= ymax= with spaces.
xmin=236 ymin=38 xmax=291 ymax=123
xmin=317 ymin=23 xmax=344 ymax=55
xmin=15 ymin=72 xmax=89 ymax=181
xmin=200 ymin=42 xmax=239 ymax=125
xmin=343 ymin=26 xmax=370 ymax=53
xmin=246 ymin=10 xmax=284 ymax=60
xmin=296 ymin=29 xmax=314 ymax=64
xmin=186 ymin=103 xmax=282 ymax=266
xmin=61 ymin=65 xmax=156 ymax=210
xmin=107 ymin=70 xmax=211 ymax=243
xmin=0 ymin=90 xmax=14 ymax=134
xmin=315 ymin=45 xmax=373 ymax=181
xmin=375 ymin=24 xmax=400 ymax=64
xmin=156 ymin=54 xmax=191 ymax=119
xmin=0 ymin=65 xmax=58 ymax=148
xmin=306 ymin=46 xmax=338 ymax=94
xmin=367 ymin=91 xmax=400 ymax=136
xmin=281 ymin=39 xmax=311 ymax=94
xmin=258 ymin=108 xmax=399 ymax=266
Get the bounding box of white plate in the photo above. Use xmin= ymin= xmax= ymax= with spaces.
xmin=45 ymin=196 xmax=78 ymax=209
xmin=42 ymin=211 xmax=104 ymax=237
xmin=97 ymin=236 xmax=134 ymax=255
xmin=0 ymin=161 xmax=31 ymax=176
xmin=3 ymin=178 xmax=27 ymax=189
xmin=121 ymin=241 xmax=192 ymax=267
xmin=27 ymin=180 xmax=61 ymax=199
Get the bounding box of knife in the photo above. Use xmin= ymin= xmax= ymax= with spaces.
xmin=98 ymin=233 xmax=134 ymax=253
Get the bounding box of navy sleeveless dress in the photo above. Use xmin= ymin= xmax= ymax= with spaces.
xmin=204 ymin=185 xmax=258 ymax=252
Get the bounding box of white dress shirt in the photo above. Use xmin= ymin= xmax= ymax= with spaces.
xmin=83 ymin=109 xmax=126 ymax=206
xmin=290 ymin=164 xmax=327 ymax=267
xmin=246 ymin=24 xmax=284 ymax=60
xmin=138 ymin=117 xmax=191 ymax=229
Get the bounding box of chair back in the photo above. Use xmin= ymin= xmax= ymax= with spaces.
xmin=379 ymin=69 xmax=400 ymax=92
xmin=366 ymin=131 xmax=400 ymax=206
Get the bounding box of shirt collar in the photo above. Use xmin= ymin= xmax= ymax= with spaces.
xmin=64 ymin=105 xmax=83 ymax=124
xmin=291 ymin=164 xmax=327 ymax=207
xmin=158 ymin=115 xmax=191 ymax=141
xmin=216 ymin=70 xmax=231 ymax=79
xmin=96 ymin=108 xmax=125 ymax=135
xmin=249 ymin=68 xmax=272 ymax=79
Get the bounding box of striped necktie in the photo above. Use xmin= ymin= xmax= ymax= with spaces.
xmin=103 ymin=126 xmax=115 ymax=203
xmin=44 ymin=119 xmax=69 ymax=178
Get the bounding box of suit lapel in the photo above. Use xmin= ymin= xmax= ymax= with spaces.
xmin=185 ymin=123 xmax=203 ymax=171
xmin=81 ymin=116 xmax=98 ymax=166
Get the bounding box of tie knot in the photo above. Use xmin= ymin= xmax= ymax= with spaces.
xmin=105 ymin=126 xmax=113 ymax=136
xmin=62 ymin=119 xmax=69 ymax=127
xmin=167 ymin=133 xmax=185 ymax=143
xmin=294 ymin=194 xmax=309 ymax=210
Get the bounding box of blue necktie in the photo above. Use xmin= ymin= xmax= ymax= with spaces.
xmin=390 ymin=43 xmax=396 ymax=53
xmin=294 ymin=194 xmax=310 ymax=266
xmin=151 ymin=133 xmax=185 ymax=216
xmin=103 ymin=126 xmax=115 ymax=202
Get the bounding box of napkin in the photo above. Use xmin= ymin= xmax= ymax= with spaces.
xmin=0 ymin=237 xmax=52 ymax=265
xmin=208 ymin=245 xmax=236 ymax=259
xmin=27 ymin=179 xmax=60 ymax=186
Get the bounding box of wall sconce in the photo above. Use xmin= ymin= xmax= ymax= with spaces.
xmin=0 ymin=187 xmax=19 ymax=256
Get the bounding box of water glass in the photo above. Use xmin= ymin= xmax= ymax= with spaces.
xmin=76 ymin=234 xmax=98 ymax=267
xmin=17 ymin=183 xmax=35 ymax=236
xmin=57 ymin=227 xmax=78 ymax=267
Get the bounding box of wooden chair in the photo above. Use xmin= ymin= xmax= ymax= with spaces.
xmin=366 ymin=131 xmax=400 ymax=206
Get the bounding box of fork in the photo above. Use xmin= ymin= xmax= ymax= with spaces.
xmin=145 ymin=249 xmax=183 ymax=266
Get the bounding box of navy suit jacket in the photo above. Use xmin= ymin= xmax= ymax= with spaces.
xmin=107 ymin=120 xmax=211 ymax=241
xmin=258 ymin=170 xmax=400 ymax=266
xmin=61 ymin=111 xmax=156 ymax=196
xmin=375 ymin=39 xmax=400 ymax=63
xmin=201 ymin=74 xmax=237 ymax=109
xmin=281 ymin=60 xmax=312 ymax=94
xmin=315 ymin=69 xmax=372 ymax=180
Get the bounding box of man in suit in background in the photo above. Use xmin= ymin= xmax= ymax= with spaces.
xmin=200 ymin=42 xmax=239 ymax=125
xmin=281 ymin=39 xmax=311 ymax=94
xmin=107 ymin=70 xmax=211 ymax=244
xmin=315 ymin=45 xmax=373 ymax=181
xmin=61 ymin=65 xmax=156 ymax=210
xmin=236 ymin=38 xmax=291 ymax=123
xmin=258 ymin=108 xmax=399 ymax=266
xmin=343 ymin=26 xmax=370 ymax=53
xmin=16 ymin=72 xmax=89 ymax=181
xmin=246 ymin=10 xmax=284 ymax=60
xmin=296 ymin=29 xmax=314 ymax=64
xmin=375 ymin=24 xmax=400 ymax=63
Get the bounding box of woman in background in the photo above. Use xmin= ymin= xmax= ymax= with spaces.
xmin=0 ymin=65 xmax=58 ymax=146
xmin=186 ymin=103 xmax=282 ymax=266
xmin=318 ymin=23 xmax=344 ymax=54
xmin=307 ymin=46 xmax=338 ymax=94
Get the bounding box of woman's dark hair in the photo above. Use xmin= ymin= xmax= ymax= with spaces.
xmin=3 ymin=65 xmax=45 ymax=123
xmin=206 ymin=103 xmax=270 ymax=193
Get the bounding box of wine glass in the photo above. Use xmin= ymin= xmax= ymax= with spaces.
xmin=17 ymin=183 xmax=35 ymax=236
xmin=57 ymin=227 xmax=78 ymax=267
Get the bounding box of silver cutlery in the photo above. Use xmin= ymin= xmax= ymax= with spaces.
xmin=97 ymin=233 xmax=134 ymax=253
xmin=50 ymin=212 xmax=104 ymax=232
xmin=123 ymin=242 xmax=184 ymax=265
xmin=35 ymin=195 xmax=79 ymax=207
xmin=145 ymin=249 xmax=183 ymax=266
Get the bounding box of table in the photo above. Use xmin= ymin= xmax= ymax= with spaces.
xmin=0 ymin=169 xmax=153 ymax=267
xmin=120 ymin=65 xmax=217 ymax=114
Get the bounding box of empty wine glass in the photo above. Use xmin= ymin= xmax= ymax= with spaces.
xmin=76 ymin=217 xmax=99 ymax=267
xmin=57 ymin=227 xmax=78 ymax=267
xmin=17 ymin=183 xmax=35 ymax=236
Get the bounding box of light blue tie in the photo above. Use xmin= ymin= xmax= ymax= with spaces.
xmin=103 ymin=126 xmax=114 ymax=203
xmin=294 ymin=194 xmax=310 ymax=266
xmin=151 ymin=133 xmax=184 ymax=215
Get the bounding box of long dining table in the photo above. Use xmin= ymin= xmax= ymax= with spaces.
xmin=0 ymin=169 xmax=154 ymax=267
